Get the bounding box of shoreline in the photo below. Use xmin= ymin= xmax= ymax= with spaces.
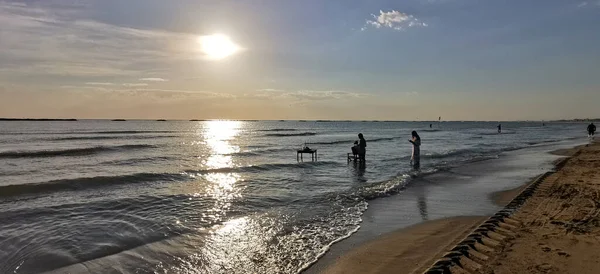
xmin=320 ymin=216 xmax=486 ymax=274
xmin=476 ymin=141 xmax=600 ymax=273
xmin=489 ymin=144 xmax=585 ymax=207
xmin=312 ymin=140 xmax=586 ymax=274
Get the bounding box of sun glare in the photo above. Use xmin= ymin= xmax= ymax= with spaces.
xmin=198 ymin=34 xmax=240 ymax=60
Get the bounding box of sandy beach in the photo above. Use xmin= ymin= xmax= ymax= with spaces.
xmin=475 ymin=141 xmax=600 ymax=274
xmin=321 ymin=216 xmax=485 ymax=274
xmin=319 ymin=141 xmax=600 ymax=274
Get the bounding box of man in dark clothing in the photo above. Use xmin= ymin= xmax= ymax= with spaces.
xmin=588 ymin=123 xmax=596 ymax=138
xmin=358 ymin=133 xmax=367 ymax=161
xmin=497 ymin=124 xmax=502 ymax=134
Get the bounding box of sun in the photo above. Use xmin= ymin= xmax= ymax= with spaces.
xmin=198 ymin=34 xmax=240 ymax=60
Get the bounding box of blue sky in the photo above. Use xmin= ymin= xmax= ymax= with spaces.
xmin=0 ymin=0 xmax=599 ymax=120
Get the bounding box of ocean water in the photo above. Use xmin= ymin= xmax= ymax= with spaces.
xmin=0 ymin=120 xmax=586 ymax=273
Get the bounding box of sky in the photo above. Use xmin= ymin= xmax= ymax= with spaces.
xmin=0 ymin=0 xmax=599 ymax=120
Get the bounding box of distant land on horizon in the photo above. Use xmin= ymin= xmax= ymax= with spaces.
xmin=1 ymin=118 xmax=598 ymax=122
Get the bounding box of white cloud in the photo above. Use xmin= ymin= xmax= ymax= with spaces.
xmin=85 ymin=82 xmax=114 ymax=86
xmin=578 ymin=1 xmax=600 ymax=7
xmin=246 ymin=89 xmax=368 ymax=102
xmin=256 ymin=88 xmax=284 ymax=92
xmin=0 ymin=2 xmax=198 ymax=79
xmin=122 ymin=83 xmax=148 ymax=87
xmin=362 ymin=10 xmax=427 ymax=31
xmin=139 ymin=78 xmax=169 ymax=82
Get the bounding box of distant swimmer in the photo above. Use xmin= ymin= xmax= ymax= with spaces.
xmin=588 ymin=123 xmax=596 ymax=138
xmin=358 ymin=133 xmax=367 ymax=161
xmin=409 ymin=131 xmax=421 ymax=170
xmin=429 ymin=124 xmax=432 ymax=128
xmin=497 ymin=123 xmax=502 ymax=134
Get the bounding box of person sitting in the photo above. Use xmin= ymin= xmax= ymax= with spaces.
xmin=351 ymin=141 xmax=359 ymax=157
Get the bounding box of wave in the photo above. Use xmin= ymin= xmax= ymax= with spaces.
xmin=87 ymin=131 xmax=177 ymax=134
xmin=310 ymin=136 xmax=400 ymax=145
xmin=100 ymin=156 xmax=173 ymax=165
xmin=0 ymin=144 xmax=155 ymax=159
xmin=52 ymin=135 xmax=177 ymax=141
xmin=477 ymin=131 xmax=516 ymax=136
xmin=0 ymin=161 xmax=339 ymax=198
xmin=425 ymin=149 xmax=477 ymax=160
xmin=0 ymin=173 xmax=186 ymax=198
xmin=526 ymin=139 xmax=563 ymax=146
xmin=183 ymin=161 xmax=339 ymax=175
xmin=227 ymin=148 xmax=290 ymax=157
xmin=309 ymin=140 xmax=350 ymax=145
xmin=0 ymin=130 xmax=177 ymax=135
xmin=257 ymin=129 xmax=298 ymax=132
xmin=263 ymin=132 xmax=317 ymax=137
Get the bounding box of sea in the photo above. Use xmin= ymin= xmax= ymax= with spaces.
xmin=0 ymin=120 xmax=588 ymax=274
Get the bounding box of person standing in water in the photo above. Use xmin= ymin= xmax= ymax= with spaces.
xmin=588 ymin=123 xmax=596 ymax=138
xmin=358 ymin=133 xmax=367 ymax=161
xmin=497 ymin=123 xmax=502 ymax=134
xmin=409 ymin=131 xmax=421 ymax=170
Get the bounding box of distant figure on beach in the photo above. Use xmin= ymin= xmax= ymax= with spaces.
xmin=409 ymin=131 xmax=421 ymax=170
xmin=588 ymin=123 xmax=596 ymax=138
xmin=351 ymin=141 xmax=359 ymax=157
xmin=497 ymin=124 xmax=502 ymax=134
xmin=358 ymin=133 xmax=367 ymax=161
xmin=429 ymin=124 xmax=432 ymax=128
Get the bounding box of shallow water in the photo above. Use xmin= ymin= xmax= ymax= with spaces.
xmin=0 ymin=120 xmax=588 ymax=273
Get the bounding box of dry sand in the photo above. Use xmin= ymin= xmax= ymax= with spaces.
xmin=321 ymin=216 xmax=486 ymax=274
xmin=477 ymin=141 xmax=600 ymax=274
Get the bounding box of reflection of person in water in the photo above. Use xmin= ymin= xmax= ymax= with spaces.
xmin=417 ymin=191 xmax=428 ymax=221
xmin=352 ymin=160 xmax=366 ymax=182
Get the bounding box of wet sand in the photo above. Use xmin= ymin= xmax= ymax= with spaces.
xmin=490 ymin=145 xmax=585 ymax=207
xmin=478 ymin=141 xmax=600 ymax=274
xmin=321 ymin=216 xmax=485 ymax=274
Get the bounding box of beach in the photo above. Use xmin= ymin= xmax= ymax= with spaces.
xmin=476 ymin=141 xmax=600 ymax=274
xmin=319 ymin=216 xmax=485 ymax=274
xmin=315 ymin=141 xmax=599 ymax=274
xmin=0 ymin=120 xmax=590 ymax=273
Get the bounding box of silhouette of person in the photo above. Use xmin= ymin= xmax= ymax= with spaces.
xmin=588 ymin=123 xmax=596 ymax=138
xmin=429 ymin=123 xmax=432 ymax=128
xmin=497 ymin=124 xmax=502 ymax=134
xmin=358 ymin=133 xmax=367 ymax=161
xmin=351 ymin=141 xmax=359 ymax=157
xmin=409 ymin=131 xmax=421 ymax=170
